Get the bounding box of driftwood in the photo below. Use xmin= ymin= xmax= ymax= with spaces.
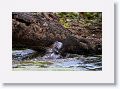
xmin=12 ymin=12 xmax=102 ymax=55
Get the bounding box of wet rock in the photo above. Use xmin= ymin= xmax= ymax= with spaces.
xmin=12 ymin=49 xmax=36 ymax=60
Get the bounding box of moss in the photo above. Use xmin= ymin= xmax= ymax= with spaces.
xmin=20 ymin=61 xmax=53 ymax=67
xmin=34 ymin=61 xmax=53 ymax=65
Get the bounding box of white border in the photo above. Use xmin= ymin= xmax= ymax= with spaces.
xmin=0 ymin=0 xmax=114 ymax=83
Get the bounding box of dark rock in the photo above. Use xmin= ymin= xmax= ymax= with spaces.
xmin=12 ymin=12 xmax=102 ymax=55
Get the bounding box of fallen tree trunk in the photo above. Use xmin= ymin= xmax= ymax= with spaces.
xmin=12 ymin=12 xmax=102 ymax=55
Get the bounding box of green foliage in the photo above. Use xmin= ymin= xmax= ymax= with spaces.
xmin=56 ymin=12 xmax=102 ymax=28
xmin=83 ymin=12 xmax=102 ymax=20
xmin=56 ymin=12 xmax=79 ymax=28
xmin=56 ymin=12 xmax=79 ymax=19
xmin=59 ymin=18 xmax=70 ymax=28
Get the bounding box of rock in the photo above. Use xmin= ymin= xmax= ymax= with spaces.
xmin=12 ymin=12 xmax=102 ymax=55
xmin=12 ymin=49 xmax=36 ymax=60
xmin=12 ymin=12 xmax=71 ymax=51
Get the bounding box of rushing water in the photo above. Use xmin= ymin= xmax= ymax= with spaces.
xmin=12 ymin=41 xmax=102 ymax=71
xmin=12 ymin=49 xmax=102 ymax=71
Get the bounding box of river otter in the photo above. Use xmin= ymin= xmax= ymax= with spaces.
xmin=42 ymin=41 xmax=63 ymax=59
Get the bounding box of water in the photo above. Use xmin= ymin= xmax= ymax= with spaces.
xmin=12 ymin=41 xmax=102 ymax=71
xmin=12 ymin=49 xmax=102 ymax=71
xmin=12 ymin=49 xmax=36 ymax=60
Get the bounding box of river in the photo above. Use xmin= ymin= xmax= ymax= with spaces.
xmin=12 ymin=49 xmax=102 ymax=71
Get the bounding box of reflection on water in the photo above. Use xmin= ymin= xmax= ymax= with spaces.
xmin=12 ymin=49 xmax=102 ymax=71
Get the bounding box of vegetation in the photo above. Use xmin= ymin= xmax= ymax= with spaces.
xmin=56 ymin=12 xmax=102 ymax=28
